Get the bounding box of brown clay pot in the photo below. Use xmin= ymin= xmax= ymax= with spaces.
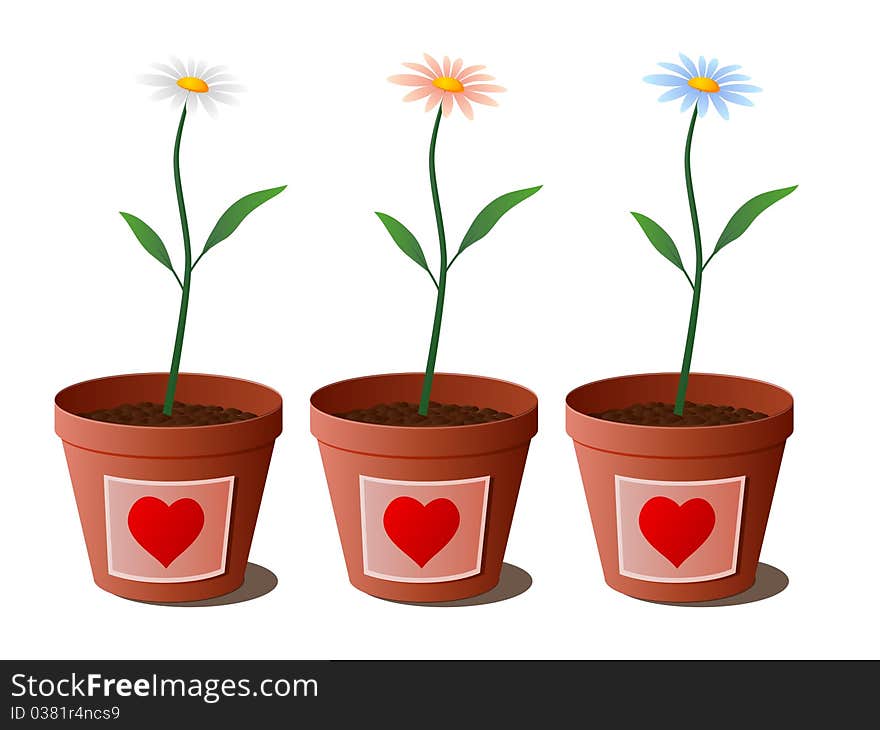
xmin=55 ymin=373 xmax=282 ymax=602
xmin=311 ymin=372 xmax=538 ymax=602
xmin=566 ymin=372 xmax=793 ymax=602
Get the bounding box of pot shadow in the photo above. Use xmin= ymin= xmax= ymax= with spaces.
xmin=135 ymin=563 xmax=278 ymax=608
xmin=387 ymin=562 xmax=533 ymax=608
xmin=644 ymin=562 xmax=789 ymax=607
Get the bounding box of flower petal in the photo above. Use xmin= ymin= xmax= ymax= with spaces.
xmin=423 ymin=53 xmax=443 ymax=77
xmin=657 ymin=86 xmax=690 ymax=102
xmin=138 ymin=74 xmax=174 ymax=87
xmin=210 ymin=83 xmax=246 ymax=93
xmin=150 ymin=63 xmax=179 ymax=78
xmin=425 ymin=89 xmax=443 ymax=112
xmin=458 ymin=64 xmax=486 ymax=78
xmin=710 ymin=93 xmax=730 ymax=120
xmin=715 ymin=73 xmax=751 ymax=84
xmin=462 ymin=84 xmax=506 ymax=93
xmin=169 ymin=57 xmax=187 ymax=77
xmin=698 ymin=56 xmax=707 ymax=76
xmin=150 ymin=86 xmax=182 ymax=101
xmin=712 ymin=64 xmax=741 ymax=79
xmin=657 ymin=62 xmax=691 ymax=78
xmin=199 ymin=94 xmax=219 ymax=119
xmin=718 ymin=90 xmax=755 ymax=106
xmin=451 ymin=58 xmax=463 ymax=77
xmin=201 ymin=65 xmax=228 ymax=80
xmin=441 ymin=93 xmax=454 ymax=117
xmin=680 ymin=88 xmax=699 ymax=111
xmin=462 ymin=90 xmax=499 ymax=107
xmin=442 ymin=56 xmax=451 ymax=76
xmin=455 ymin=93 xmax=474 ymax=120
xmin=706 ymin=58 xmax=719 ymax=78
xmin=210 ymin=91 xmax=239 ymax=106
xmin=402 ymin=86 xmax=434 ymax=102
xmin=403 ymin=62 xmax=436 ymax=78
xmin=697 ymin=92 xmax=709 ymax=117
xmin=203 ymin=73 xmax=235 ymax=84
xmin=718 ymin=83 xmax=762 ymax=93
xmin=679 ymin=53 xmax=698 ymax=77
xmin=459 ymin=73 xmax=495 ymax=83
xmin=644 ymin=74 xmax=689 ymax=86
xmin=388 ymin=74 xmax=433 ymax=86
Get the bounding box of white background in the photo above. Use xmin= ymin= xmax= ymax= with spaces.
xmin=2 ymin=0 xmax=877 ymax=659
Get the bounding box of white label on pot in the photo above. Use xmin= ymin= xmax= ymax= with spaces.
xmin=615 ymin=475 xmax=746 ymax=583
xmin=104 ymin=475 xmax=235 ymax=583
xmin=359 ymin=475 xmax=490 ymax=583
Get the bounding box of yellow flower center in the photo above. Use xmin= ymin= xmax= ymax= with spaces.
xmin=688 ymin=76 xmax=720 ymax=93
xmin=176 ymin=76 xmax=209 ymax=93
xmin=432 ymin=76 xmax=464 ymax=93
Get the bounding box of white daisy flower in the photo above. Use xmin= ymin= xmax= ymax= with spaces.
xmin=137 ymin=58 xmax=245 ymax=117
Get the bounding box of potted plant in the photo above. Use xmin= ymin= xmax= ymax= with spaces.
xmin=311 ymin=54 xmax=540 ymax=602
xmin=566 ymin=54 xmax=796 ymax=602
xmin=54 ymin=59 xmax=286 ymax=602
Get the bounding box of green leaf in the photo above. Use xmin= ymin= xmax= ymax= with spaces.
xmin=375 ymin=212 xmax=432 ymax=275
xmin=201 ymin=185 xmax=287 ymax=256
xmin=457 ymin=185 xmax=542 ymax=255
xmin=119 ymin=212 xmax=175 ymax=274
xmin=630 ymin=212 xmax=686 ymax=273
xmin=713 ymin=185 xmax=798 ymax=255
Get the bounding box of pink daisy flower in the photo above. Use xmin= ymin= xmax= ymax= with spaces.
xmin=389 ymin=53 xmax=506 ymax=119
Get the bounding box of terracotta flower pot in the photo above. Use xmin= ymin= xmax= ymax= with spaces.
xmin=55 ymin=373 xmax=282 ymax=602
xmin=310 ymin=372 xmax=538 ymax=602
xmin=566 ymin=372 xmax=793 ymax=602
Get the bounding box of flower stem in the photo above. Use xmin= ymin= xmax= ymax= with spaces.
xmin=674 ymin=104 xmax=703 ymax=416
xmin=418 ymin=107 xmax=446 ymax=416
xmin=163 ymin=103 xmax=193 ymax=416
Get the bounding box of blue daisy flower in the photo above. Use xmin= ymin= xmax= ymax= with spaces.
xmin=644 ymin=53 xmax=762 ymax=119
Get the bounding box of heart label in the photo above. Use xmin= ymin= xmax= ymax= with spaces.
xmin=638 ymin=496 xmax=715 ymax=568
xmin=359 ymin=475 xmax=490 ymax=583
xmin=128 ymin=496 xmax=205 ymax=568
xmin=104 ymin=475 xmax=235 ymax=583
xmin=615 ymin=475 xmax=745 ymax=583
xmin=383 ymin=496 xmax=461 ymax=567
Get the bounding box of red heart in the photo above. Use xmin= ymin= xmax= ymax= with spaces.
xmin=383 ymin=497 xmax=460 ymax=568
xmin=638 ymin=496 xmax=716 ymax=568
xmin=127 ymin=497 xmax=205 ymax=568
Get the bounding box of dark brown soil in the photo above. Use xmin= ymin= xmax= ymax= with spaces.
xmin=335 ymin=401 xmax=513 ymax=427
xmin=79 ymin=401 xmax=257 ymax=427
xmin=590 ymin=401 xmax=768 ymax=427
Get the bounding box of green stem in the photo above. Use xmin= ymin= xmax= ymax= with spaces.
xmin=163 ymin=103 xmax=193 ymax=416
xmin=674 ymin=105 xmax=703 ymax=416
xmin=418 ymin=107 xmax=446 ymax=416
xmin=191 ymin=249 xmax=206 ymax=271
xmin=447 ymin=248 xmax=462 ymax=271
xmin=702 ymin=249 xmax=717 ymax=271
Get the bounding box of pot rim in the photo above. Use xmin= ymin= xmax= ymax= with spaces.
xmin=55 ymin=372 xmax=283 ymax=457
xmin=56 ymin=371 xmax=282 ymax=415
xmin=566 ymin=372 xmax=793 ymax=458
xmin=311 ymin=371 xmax=537 ymax=426
xmin=566 ymin=371 xmax=793 ymax=425
xmin=310 ymin=371 xmax=538 ymax=458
